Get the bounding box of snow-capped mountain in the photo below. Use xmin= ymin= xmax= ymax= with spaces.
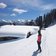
xmin=2 ymin=19 xmax=8 ymax=22
xmin=0 ymin=19 xmax=32 ymax=26
xmin=0 ymin=19 xmax=25 ymax=26
xmin=18 ymin=19 xmax=26 ymax=23
xmin=0 ymin=19 xmax=13 ymax=26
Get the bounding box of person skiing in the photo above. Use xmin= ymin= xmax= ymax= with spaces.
xmin=37 ymin=30 xmax=42 ymax=53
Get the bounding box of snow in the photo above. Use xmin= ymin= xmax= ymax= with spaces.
xmin=0 ymin=34 xmax=38 ymax=56
xmin=41 ymin=24 xmax=56 ymax=56
xmin=45 ymin=25 xmax=56 ymax=56
xmin=0 ymin=25 xmax=56 ymax=56
xmin=0 ymin=25 xmax=39 ymax=38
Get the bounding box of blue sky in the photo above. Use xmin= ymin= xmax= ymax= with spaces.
xmin=0 ymin=0 xmax=56 ymax=20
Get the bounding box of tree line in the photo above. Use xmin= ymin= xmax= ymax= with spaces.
xmin=25 ymin=9 xmax=56 ymax=28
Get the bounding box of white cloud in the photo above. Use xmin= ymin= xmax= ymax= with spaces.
xmin=12 ymin=0 xmax=42 ymax=8
xmin=0 ymin=2 xmax=7 ymax=8
xmin=13 ymin=8 xmax=28 ymax=14
xmin=11 ymin=13 xmax=16 ymax=16
xmin=11 ymin=0 xmax=56 ymax=11
xmin=41 ymin=4 xmax=56 ymax=10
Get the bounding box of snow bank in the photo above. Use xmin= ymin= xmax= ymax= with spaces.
xmin=0 ymin=34 xmax=38 ymax=56
xmin=45 ymin=25 xmax=56 ymax=56
xmin=0 ymin=25 xmax=39 ymax=38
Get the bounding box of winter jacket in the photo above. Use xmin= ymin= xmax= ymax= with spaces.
xmin=37 ymin=35 xmax=41 ymax=42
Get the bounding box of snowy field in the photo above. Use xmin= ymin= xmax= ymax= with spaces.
xmin=0 ymin=25 xmax=56 ymax=56
xmin=0 ymin=25 xmax=39 ymax=38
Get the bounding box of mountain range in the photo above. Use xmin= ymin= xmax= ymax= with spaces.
xmin=0 ymin=19 xmax=31 ymax=26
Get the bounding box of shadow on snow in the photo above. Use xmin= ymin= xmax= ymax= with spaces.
xmin=0 ymin=37 xmax=23 ymax=44
xmin=32 ymin=50 xmax=41 ymax=56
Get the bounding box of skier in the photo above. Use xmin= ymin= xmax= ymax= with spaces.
xmin=37 ymin=30 xmax=42 ymax=53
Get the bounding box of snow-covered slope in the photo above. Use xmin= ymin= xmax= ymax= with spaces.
xmin=40 ymin=25 xmax=56 ymax=56
xmin=45 ymin=25 xmax=56 ymax=56
xmin=0 ymin=25 xmax=39 ymax=38
xmin=0 ymin=25 xmax=44 ymax=56
xmin=0 ymin=25 xmax=56 ymax=56
xmin=0 ymin=34 xmax=38 ymax=56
